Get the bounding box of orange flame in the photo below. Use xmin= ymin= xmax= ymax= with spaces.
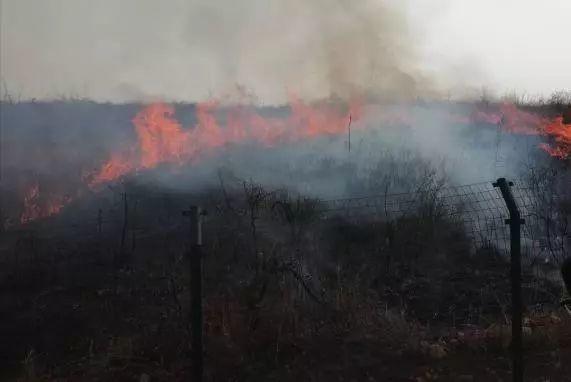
xmin=20 ymin=184 xmax=41 ymax=224
xmin=20 ymin=183 xmax=71 ymax=224
xmin=135 ymin=103 xmax=191 ymax=168
xmin=89 ymin=98 xmax=570 ymax=187
xmin=468 ymin=103 xmax=571 ymax=157
xmin=469 ymin=103 xmax=543 ymax=135
xmin=17 ymin=99 xmax=570 ymax=225
xmin=540 ymin=116 xmax=571 ymax=159
xmin=90 ymin=97 xmax=360 ymax=185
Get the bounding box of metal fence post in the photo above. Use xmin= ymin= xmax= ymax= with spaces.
xmin=493 ymin=178 xmax=524 ymax=382
xmin=183 ymin=206 xmax=204 ymax=381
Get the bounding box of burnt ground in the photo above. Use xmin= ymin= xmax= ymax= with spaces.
xmin=1 ymin=94 xmax=571 ymax=381
xmin=1 ymin=233 xmax=571 ymax=382
xmin=2 ymin=156 xmax=571 ymax=381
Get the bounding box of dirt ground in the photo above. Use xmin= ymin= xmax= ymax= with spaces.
xmin=2 ymin=259 xmax=571 ymax=382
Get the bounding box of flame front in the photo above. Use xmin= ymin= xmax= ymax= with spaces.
xmin=540 ymin=116 xmax=571 ymax=159
xmin=20 ymin=184 xmax=41 ymax=224
xmin=17 ymin=97 xmax=571 ymax=225
xmin=89 ymin=99 xmax=570 ymax=187
xmin=468 ymin=103 xmax=571 ymax=157
xmin=20 ymin=183 xmax=70 ymax=224
xmin=90 ymin=97 xmax=360 ymax=185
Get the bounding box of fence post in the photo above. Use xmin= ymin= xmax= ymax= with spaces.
xmin=493 ymin=178 xmax=524 ymax=382
xmin=182 ymin=206 xmax=204 ymax=381
xmin=97 ymin=208 xmax=103 ymax=255
xmin=119 ymin=192 xmax=128 ymax=264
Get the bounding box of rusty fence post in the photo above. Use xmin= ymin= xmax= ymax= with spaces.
xmin=494 ymin=178 xmax=524 ymax=382
xmin=183 ymin=206 xmax=204 ymax=381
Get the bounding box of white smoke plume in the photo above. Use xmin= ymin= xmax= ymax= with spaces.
xmin=1 ymin=0 xmax=432 ymax=103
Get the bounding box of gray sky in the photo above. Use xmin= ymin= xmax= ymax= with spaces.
xmin=405 ymin=0 xmax=571 ymax=98
xmin=1 ymin=0 xmax=569 ymax=103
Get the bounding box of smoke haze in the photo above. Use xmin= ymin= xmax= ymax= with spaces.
xmin=1 ymin=0 xmax=433 ymax=103
xmin=1 ymin=0 xmax=569 ymax=225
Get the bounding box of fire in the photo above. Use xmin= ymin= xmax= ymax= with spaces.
xmin=469 ymin=103 xmax=541 ymax=135
xmin=20 ymin=183 xmax=71 ymax=224
xmin=90 ymin=97 xmax=360 ymax=185
xmin=468 ymin=103 xmax=571 ymax=157
xmin=17 ymin=97 xmax=570 ymax=226
xmin=89 ymin=98 xmax=570 ymax=187
xmin=135 ymin=103 xmax=191 ymax=168
xmin=20 ymin=184 xmax=41 ymax=224
xmin=540 ymin=116 xmax=571 ymax=159
xmin=498 ymin=103 xmax=543 ymax=135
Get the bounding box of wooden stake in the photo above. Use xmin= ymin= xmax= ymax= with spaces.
xmin=183 ymin=206 xmax=204 ymax=381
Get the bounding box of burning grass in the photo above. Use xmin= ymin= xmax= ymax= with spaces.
xmin=3 ymin=93 xmax=570 ymax=228
xmin=1 ymin=94 xmax=571 ymax=380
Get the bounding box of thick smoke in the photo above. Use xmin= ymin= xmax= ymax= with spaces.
xmin=0 ymin=0 xmax=566 ymax=229
xmin=1 ymin=0 xmax=429 ymax=103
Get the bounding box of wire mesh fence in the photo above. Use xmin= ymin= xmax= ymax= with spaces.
xmin=319 ymin=178 xmax=569 ymax=326
xmin=3 ymin=177 xmax=569 ymax=327
xmin=7 ymin=178 xmax=569 ymax=264
xmin=6 ymin=178 xmax=568 ymax=267
xmin=322 ymin=178 xmax=569 ymax=263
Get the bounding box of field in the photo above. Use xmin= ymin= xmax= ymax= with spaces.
xmin=1 ymin=96 xmax=571 ymax=381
